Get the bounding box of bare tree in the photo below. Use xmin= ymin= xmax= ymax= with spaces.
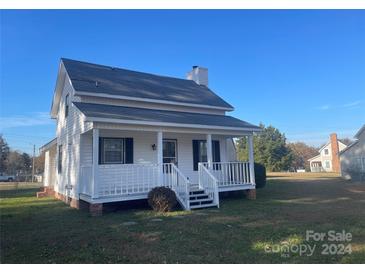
xmin=0 ymin=135 xmax=10 ymax=173
xmin=287 ymin=142 xmax=318 ymax=171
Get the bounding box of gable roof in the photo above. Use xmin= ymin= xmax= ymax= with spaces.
xmin=307 ymin=154 xmax=321 ymax=162
xmin=61 ymin=58 xmax=234 ymax=111
xmin=39 ymin=138 xmax=57 ymax=154
xmin=74 ymin=102 xmax=261 ymax=132
xmin=317 ymin=140 xmax=347 ymax=153
xmin=309 ymin=139 xmax=348 ymax=160
xmin=355 ymin=124 xmax=365 ymax=139
xmin=340 ymin=124 xmax=365 ymax=155
xmin=339 ymin=140 xmax=359 ymax=155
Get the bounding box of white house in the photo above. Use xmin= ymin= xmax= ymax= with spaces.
xmin=340 ymin=125 xmax=365 ymax=181
xmin=308 ymin=133 xmax=347 ymax=172
xmin=39 ymin=58 xmax=261 ymax=215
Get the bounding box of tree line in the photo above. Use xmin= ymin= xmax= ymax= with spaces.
xmin=236 ymin=124 xmax=352 ymax=172
xmin=0 ymin=135 xmax=44 ymax=177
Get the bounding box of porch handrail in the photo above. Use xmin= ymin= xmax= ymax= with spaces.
xmin=198 ymin=163 xmax=219 ymax=208
xmin=162 ymin=163 xmax=190 ymax=210
xmin=202 ymin=161 xmax=254 ymax=186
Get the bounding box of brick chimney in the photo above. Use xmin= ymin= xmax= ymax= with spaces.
xmin=330 ymin=133 xmax=340 ymax=173
xmin=186 ymin=66 xmax=208 ymax=86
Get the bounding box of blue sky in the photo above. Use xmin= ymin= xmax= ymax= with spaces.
xmin=1 ymin=10 xmax=364 ymax=154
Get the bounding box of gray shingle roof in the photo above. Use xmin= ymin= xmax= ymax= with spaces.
xmin=74 ymin=102 xmax=260 ymax=130
xmin=62 ymin=58 xmax=233 ymax=110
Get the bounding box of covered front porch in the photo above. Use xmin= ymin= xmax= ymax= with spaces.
xmin=78 ymin=125 xmax=257 ymax=210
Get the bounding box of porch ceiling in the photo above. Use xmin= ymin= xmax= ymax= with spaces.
xmin=75 ymin=102 xmax=261 ymax=133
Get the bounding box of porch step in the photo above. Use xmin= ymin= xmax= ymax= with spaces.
xmin=189 ymin=193 xmax=209 ymax=200
xmin=189 ymin=198 xmax=214 ymax=205
xmin=190 ymin=203 xmax=218 ymax=210
xmin=189 ymin=189 xmax=205 ymax=195
xmin=188 ymin=186 xmax=217 ymax=209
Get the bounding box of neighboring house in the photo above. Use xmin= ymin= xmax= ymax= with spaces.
xmin=308 ymin=133 xmax=347 ymax=172
xmin=40 ymin=58 xmax=261 ymax=215
xmin=340 ymin=125 xmax=365 ymax=181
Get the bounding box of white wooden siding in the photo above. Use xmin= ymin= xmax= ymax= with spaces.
xmin=43 ymin=146 xmax=57 ymax=187
xmin=226 ymin=139 xmax=237 ymax=161
xmin=82 ymin=130 xmax=233 ymax=186
xmin=340 ymin=130 xmax=365 ymax=180
xmin=55 ymin=75 xmax=84 ymax=199
xmin=80 ymin=133 xmax=93 ymax=166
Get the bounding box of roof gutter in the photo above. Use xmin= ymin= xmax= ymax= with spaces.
xmin=354 ymin=124 xmax=365 ymax=139
xmin=85 ymin=116 xmax=262 ymax=133
xmin=39 ymin=138 xmax=57 ymax=154
xmin=74 ymin=90 xmax=235 ymax=112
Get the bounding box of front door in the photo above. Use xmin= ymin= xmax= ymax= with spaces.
xmin=163 ymin=139 xmax=178 ymax=165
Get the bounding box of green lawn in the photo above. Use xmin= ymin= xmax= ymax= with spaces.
xmin=1 ymin=175 xmax=365 ymax=263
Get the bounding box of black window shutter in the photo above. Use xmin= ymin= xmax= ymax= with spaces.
xmin=192 ymin=140 xmax=200 ymax=171
xmin=125 ymin=138 xmax=134 ymax=164
xmin=212 ymin=140 xmax=221 ymax=162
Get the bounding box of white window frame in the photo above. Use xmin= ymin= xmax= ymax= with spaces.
xmin=163 ymin=139 xmax=178 ymax=164
xmin=58 ymin=145 xmax=63 ymax=173
xmin=100 ymin=138 xmax=125 ymax=164
xmin=65 ymin=94 xmax=69 ymax=118
xmin=325 ymin=160 xmax=330 ymax=169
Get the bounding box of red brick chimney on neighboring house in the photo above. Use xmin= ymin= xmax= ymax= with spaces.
xmin=330 ymin=133 xmax=340 ymax=173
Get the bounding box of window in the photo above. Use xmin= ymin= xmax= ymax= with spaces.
xmin=163 ymin=139 xmax=177 ymax=164
xmin=99 ymin=138 xmax=133 ymax=164
xmin=100 ymin=138 xmax=124 ymax=164
xmin=58 ymin=145 xmax=62 ymax=173
xmin=65 ymin=94 xmax=69 ymax=118
xmin=324 ymin=149 xmax=329 ymax=155
xmin=192 ymin=140 xmax=220 ymax=171
xmin=325 ymin=161 xmax=330 ymax=169
xmin=198 ymin=141 xmax=208 ymax=163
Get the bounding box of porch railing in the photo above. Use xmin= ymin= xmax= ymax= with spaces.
xmin=98 ymin=163 xmax=160 ymax=197
xmin=311 ymin=166 xmax=325 ymax=172
xmin=202 ymin=162 xmax=254 ymax=186
xmin=163 ymin=163 xmax=190 ymax=210
xmin=198 ymin=163 xmax=219 ymax=208
xmin=81 ymin=163 xmax=190 ymax=209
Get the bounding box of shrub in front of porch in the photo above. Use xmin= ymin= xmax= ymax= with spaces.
xmin=255 ymin=163 xmax=266 ymax=188
xmin=148 ymin=187 xmax=177 ymax=212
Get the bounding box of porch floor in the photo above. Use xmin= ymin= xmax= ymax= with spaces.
xmin=79 ymin=192 xmax=149 ymax=204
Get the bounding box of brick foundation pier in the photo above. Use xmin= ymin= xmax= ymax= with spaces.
xmin=89 ymin=203 xmax=103 ymax=216
xmin=245 ymin=189 xmax=256 ymax=200
xmin=37 ymin=187 xmax=80 ymax=209
xmin=36 ymin=187 xmax=55 ymax=198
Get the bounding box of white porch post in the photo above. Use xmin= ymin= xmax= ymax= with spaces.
xmin=248 ymin=134 xmax=256 ymax=185
xmin=92 ymin=128 xmax=99 ymax=198
xmin=206 ymin=134 xmax=213 ymax=168
xmin=44 ymin=151 xmax=50 ymax=187
xmin=157 ymin=131 xmax=163 ymax=185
